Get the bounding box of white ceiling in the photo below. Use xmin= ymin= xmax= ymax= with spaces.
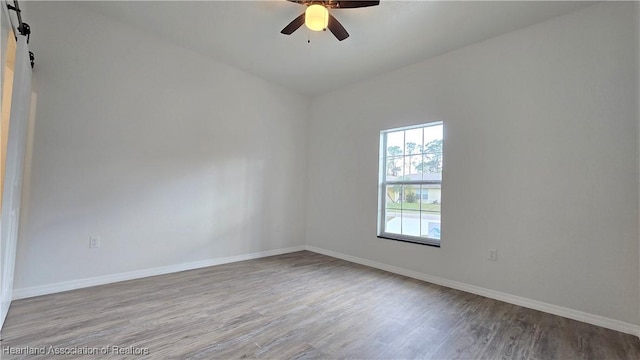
xmin=78 ymin=1 xmax=592 ymax=96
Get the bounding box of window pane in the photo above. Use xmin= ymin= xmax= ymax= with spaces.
xmin=420 ymin=185 xmax=441 ymax=212
xmin=421 ymin=212 xmax=441 ymax=239
xmin=423 ymin=124 xmax=443 ymax=151
xmin=404 ymin=128 xmax=422 ymax=156
xmin=400 ymin=185 xmax=420 ymax=236
xmin=403 ymin=156 xmax=412 ymax=177
xmin=384 ymin=208 xmax=401 ymax=235
xmin=420 ymin=184 xmax=441 ymax=239
xmin=402 ymin=210 xmax=421 ymax=237
xmin=406 ymin=155 xmax=422 ymax=179
xmin=419 ymin=155 xmax=441 ymax=187
xmin=385 ymin=156 xmax=404 ymax=182
xmin=385 ymin=185 xmax=402 ymax=209
xmin=416 ymin=155 xmax=442 ymax=181
xmin=422 ymin=125 xmax=443 ymax=179
xmin=402 ymin=185 xmax=419 ymax=211
xmin=386 ymin=130 xmax=404 ymax=157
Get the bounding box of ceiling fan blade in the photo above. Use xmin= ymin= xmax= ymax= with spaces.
xmin=281 ymin=13 xmax=306 ymax=35
xmin=327 ymin=14 xmax=349 ymax=41
xmin=335 ymin=1 xmax=380 ymax=9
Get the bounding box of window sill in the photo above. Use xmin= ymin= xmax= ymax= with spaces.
xmin=377 ymin=235 xmax=441 ymax=248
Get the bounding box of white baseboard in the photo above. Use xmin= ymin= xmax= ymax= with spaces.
xmin=0 ymin=295 xmax=9 ymax=330
xmin=305 ymin=245 xmax=640 ymax=338
xmin=10 ymin=244 xmax=639 ymax=338
xmin=12 ymin=246 xmax=305 ymax=300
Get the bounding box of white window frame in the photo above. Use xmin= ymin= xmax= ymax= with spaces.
xmin=377 ymin=121 xmax=443 ymax=247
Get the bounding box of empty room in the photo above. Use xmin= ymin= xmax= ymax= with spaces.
xmin=1 ymin=0 xmax=639 ymax=358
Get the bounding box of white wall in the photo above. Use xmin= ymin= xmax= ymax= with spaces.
xmin=10 ymin=0 xmax=640 ymax=332
xmin=13 ymin=2 xmax=309 ymax=289
xmin=306 ymin=2 xmax=639 ymax=325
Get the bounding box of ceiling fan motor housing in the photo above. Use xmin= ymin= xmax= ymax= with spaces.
xmin=280 ymin=0 xmax=380 ymax=41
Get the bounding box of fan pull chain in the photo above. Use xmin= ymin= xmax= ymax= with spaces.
xmin=307 ymin=29 xmax=311 ymax=44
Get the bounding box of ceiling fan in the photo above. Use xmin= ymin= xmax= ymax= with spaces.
xmin=280 ymin=0 xmax=380 ymax=41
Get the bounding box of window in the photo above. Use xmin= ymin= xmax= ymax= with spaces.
xmin=378 ymin=122 xmax=443 ymax=246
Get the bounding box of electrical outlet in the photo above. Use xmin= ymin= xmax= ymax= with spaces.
xmin=89 ymin=236 xmax=101 ymax=248
xmin=488 ymin=249 xmax=497 ymax=261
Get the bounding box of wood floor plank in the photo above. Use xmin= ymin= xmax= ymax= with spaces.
xmin=1 ymin=251 xmax=638 ymax=359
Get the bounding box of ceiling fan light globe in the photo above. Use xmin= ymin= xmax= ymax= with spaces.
xmin=305 ymin=4 xmax=328 ymax=31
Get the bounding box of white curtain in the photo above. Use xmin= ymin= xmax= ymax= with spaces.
xmin=1 ymin=34 xmax=32 ymax=327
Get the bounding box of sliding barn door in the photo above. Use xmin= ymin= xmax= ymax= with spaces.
xmin=1 ymin=34 xmax=32 ymax=327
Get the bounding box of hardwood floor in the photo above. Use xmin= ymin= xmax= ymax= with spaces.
xmin=2 ymin=251 xmax=639 ymax=359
